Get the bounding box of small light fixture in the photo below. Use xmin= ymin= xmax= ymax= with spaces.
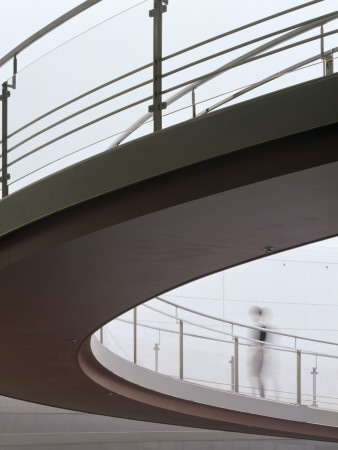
xmin=69 ymin=339 xmax=78 ymax=344
xmin=264 ymin=246 xmax=274 ymax=254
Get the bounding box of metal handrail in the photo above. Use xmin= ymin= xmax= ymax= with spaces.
xmin=156 ymin=297 xmax=338 ymax=347
xmin=7 ymin=79 xmax=153 ymax=153
xmin=1 ymin=0 xmax=338 ymax=203
xmin=5 ymin=13 xmax=328 ymax=145
xmin=144 ymin=302 xmax=338 ymax=359
xmin=162 ymin=0 xmax=325 ymax=61
xmin=197 ymin=50 xmax=337 ymax=116
xmin=162 ymin=12 xmax=338 ymax=80
xmin=7 ymin=95 xmax=152 ymax=169
xmin=6 ymin=11 xmax=337 ymax=156
xmin=110 ymin=11 xmax=338 ymax=147
xmin=161 ymin=27 xmax=338 ymax=96
xmin=0 ymin=0 xmax=102 ymax=69
xmin=105 ymin=298 xmax=338 ymax=409
xmin=2 ymin=7 xmax=337 ymax=178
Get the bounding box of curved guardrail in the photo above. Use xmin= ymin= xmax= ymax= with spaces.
xmin=100 ymin=294 xmax=338 ymax=412
xmin=0 ymin=0 xmax=337 ymax=197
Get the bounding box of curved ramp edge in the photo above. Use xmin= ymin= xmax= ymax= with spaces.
xmin=0 ymin=77 xmax=336 ymax=441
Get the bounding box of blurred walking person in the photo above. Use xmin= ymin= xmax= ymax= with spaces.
xmin=249 ymin=306 xmax=268 ymax=398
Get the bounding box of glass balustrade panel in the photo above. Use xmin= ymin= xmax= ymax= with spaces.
xmin=4 ymin=1 xmax=153 ymax=193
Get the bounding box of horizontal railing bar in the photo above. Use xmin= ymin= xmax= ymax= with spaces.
xmin=116 ymin=317 xmax=298 ymax=354
xmin=157 ymin=297 xmax=338 ymax=347
xmin=116 ymin=318 xmax=234 ymax=344
xmin=3 ymin=55 xmax=336 ymax=186
xmin=7 ymin=117 xmax=155 ymax=183
xmin=110 ymin=11 xmax=338 ymax=147
xmin=121 ymin=319 xmax=291 ymax=356
xmin=144 ymin=304 xmax=280 ymax=348
xmin=8 ymin=78 xmax=152 ymax=153
xmin=162 ymin=0 xmax=325 ymax=62
xmin=5 ymin=5 xmax=329 ymax=145
xmin=0 ymin=0 xmax=103 ymax=68
xmin=7 ymin=62 xmax=152 ymax=140
xmin=162 ymin=12 xmax=338 ymax=80
xmin=144 ymin=304 xmax=338 ymax=358
xmin=198 ymin=50 xmax=337 ymax=116
xmin=162 ymin=27 xmax=338 ymax=96
xmin=8 ymin=95 xmax=152 ymax=168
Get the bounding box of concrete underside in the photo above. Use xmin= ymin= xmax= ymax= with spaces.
xmin=0 ymin=75 xmax=337 ymax=441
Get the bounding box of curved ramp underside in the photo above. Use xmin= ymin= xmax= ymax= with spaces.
xmin=0 ymin=76 xmax=337 ymax=441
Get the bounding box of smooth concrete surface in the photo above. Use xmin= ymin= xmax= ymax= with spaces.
xmin=0 ymin=76 xmax=336 ymax=440
xmin=1 ymin=74 xmax=338 ymax=239
xmin=91 ymin=337 xmax=338 ymax=427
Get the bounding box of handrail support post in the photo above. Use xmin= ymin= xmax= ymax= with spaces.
xmin=229 ymin=355 xmax=235 ymax=391
xmin=297 ymin=350 xmax=301 ymax=405
xmin=133 ymin=307 xmax=137 ymax=364
xmin=1 ymin=82 xmax=10 ymax=197
xmin=192 ymin=88 xmax=196 ymax=117
xmin=154 ymin=342 xmax=160 ymax=372
xmin=149 ymin=0 xmax=168 ymax=131
xmin=311 ymin=366 xmax=318 ymax=407
xmin=179 ymin=319 xmax=183 ymax=380
xmin=234 ymin=337 xmax=239 ymax=392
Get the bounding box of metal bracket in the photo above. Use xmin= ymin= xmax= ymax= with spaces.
xmin=0 ymin=174 xmax=10 ymax=182
xmin=323 ymin=50 xmax=334 ymax=76
xmin=0 ymin=92 xmax=11 ymax=101
xmin=149 ymin=0 xmax=168 ymax=16
xmin=148 ymin=102 xmax=167 ymax=113
xmin=6 ymin=55 xmax=17 ymax=90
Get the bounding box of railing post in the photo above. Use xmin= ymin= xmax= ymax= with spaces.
xmin=149 ymin=0 xmax=168 ymax=131
xmin=154 ymin=342 xmax=159 ymax=372
xmin=234 ymin=337 xmax=239 ymax=393
xmin=297 ymin=350 xmax=301 ymax=405
xmin=320 ymin=25 xmax=334 ymax=76
xmin=324 ymin=51 xmax=334 ymax=76
xmin=100 ymin=327 xmax=103 ymax=344
xmin=229 ymin=355 xmax=235 ymax=391
xmin=133 ymin=307 xmax=137 ymax=364
xmin=320 ymin=25 xmax=325 ymax=76
xmin=311 ymin=366 xmax=318 ymax=407
xmin=179 ymin=320 xmax=183 ymax=380
xmin=1 ymin=82 xmax=10 ymax=198
xmin=191 ymin=88 xmax=196 ymax=118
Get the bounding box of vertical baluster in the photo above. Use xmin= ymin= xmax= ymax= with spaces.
xmin=229 ymin=355 xmax=235 ymax=391
xmin=133 ymin=307 xmax=137 ymax=364
xmin=154 ymin=342 xmax=159 ymax=372
xmin=234 ymin=337 xmax=239 ymax=393
xmin=179 ymin=320 xmax=183 ymax=380
xmin=311 ymin=365 xmax=318 ymax=407
xmin=149 ymin=0 xmax=168 ymax=131
xmin=1 ymin=82 xmax=9 ymax=198
xmin=297 ymin=350 xmax=302 ymax=405
xmin=191 ymin=88 xmax=196 ymax=118
xmin=321 ymin=25 xmax=325 ymax=76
